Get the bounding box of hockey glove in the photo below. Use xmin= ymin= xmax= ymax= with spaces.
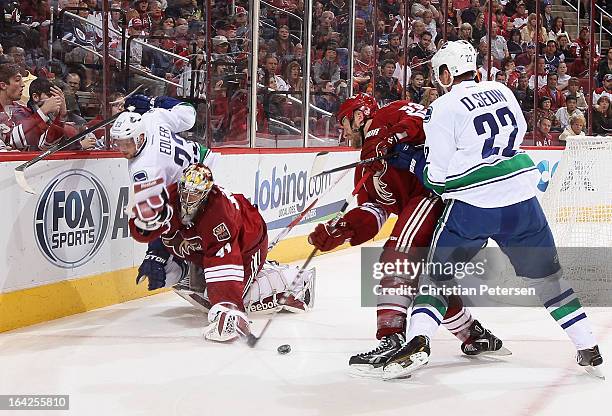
xmin=137 ymin=241 xmax=171 ymax=291
xmin=361 ymin=127 xmax=397 ymax=172
xmin=389 ymin=143 xmax=426 ymax=184
xmin=129 ymin=178 xmax=173 ymax=232
xmin=308 ymin=220 xmax=355 ymax=251
xmin=124 ymin=94 xmax=154 ymax=114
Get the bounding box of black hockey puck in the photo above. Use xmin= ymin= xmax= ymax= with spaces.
xmin=277 ymin=344 xmax=291 ymax=354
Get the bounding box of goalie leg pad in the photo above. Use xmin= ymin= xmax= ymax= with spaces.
xmin=204 ymin=303 xmax=251 ymax=342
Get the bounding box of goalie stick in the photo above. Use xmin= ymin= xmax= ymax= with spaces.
xmin=246 ymin=170 xmax=373 ymax=347
xmin=14 ymin=85 xmax=143 ymax=194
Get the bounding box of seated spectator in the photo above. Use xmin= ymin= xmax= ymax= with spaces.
xmin=459 ymin=23 xmax=475 ymax=49
xmin=494 ymin=8 xmax=509 ymax=38
xmin=354 ymin=17 xmax=373 ymax=52
xmin=393 ymin=54 xmax=411 ymax=88
xmin=353 ymin=45 xmax=374 ymax=92
xmin=556 ymin=62 xmax=570 ymax=90
xmin=555 ymin=95 xmax=584 ymax=130
xmin=422 ymin=10 xmax=437 ymax=42
xmin=507 ymin=29 xmax=525 ymax=57
xmin=502 ymin=57 xmax=521 ymax=88
xmin=536 ymin=96 xmax=560 ymax=131
xmin=148 ymin=1 xmax=164 ymax=30
xmin=528 ymin=57 xmax=547 ymax=90
xmin=408 ymin=31 xmax=434 ymax=78
xmin=514 ymin=40 xmax=535 ymax=67
xmin=482 ymin=21 xmax=509 ymax=62
xmin=558 ymin=113 xmax=586 ymax=142
xmin=597 ymin=49 xmax=612 ymax=86
xmin=381 ymin=33 xmax=402 ymax=58
xmin=407 ymin=71 xmax=425 ymax=103
xmin=313 ymin=46 xmax=341 ymax=85
xmin=557 ymin=34 xmax=575 ymax=63
xmin=285 ymin=61 xmax=303 ymax=92
xmin=538 ymin=72 xmax=565 ymax=111
xmin=0 ymin=64 xmax=66 ymax=151
xmin=419 ymin=87 xmax=439 ymax=107
xmin=64 ymin=72 xmax=83 ymax=122
xmin=542 ymin=0 xmax=554 ymax=31
xmin=593 ymin=96 xmax=612 ymax=135
xmin=127 ymin=0 xmax=152 ymax=32
xmin=268 ymin=25 xmax=295 ymax=60
xmin=512 ymin=73 xmax=534 ymax=111
xmin=521 ymin=13 xmax=547 ymax=45
xmin=87 ymin=91 xmax=124 ymax=147
xmin=461 ymin=0 xmax=481 ymax=26
xmin=411 ymin=0 xmax=440 ymax=22
xmin=593 ymin=73 xmax=612 ymax=105
xmin=543 ymin=40 xmax=561 ymax=72
xmin=315 ymin=81 xmax=340 ymax=114
xmin=7 ymin=47 xmax=36 ymax=104
xmin=471 ymin=12 xmax=487 ymax=44
xmin=495 ymin=71 xmax=507 ymax=85
xmin=569 ymin=47 xmax=593 ymax=78
xmin=565 ymin=77 xmax=588 ymax=112
xmin=534 ymin=117 xmax=553 ymax=146
xmin=212 ymin=36 xmax=234 ymax=62
xmin=262 ymin=55 xmax=290 ymax=91
xmin=548 ymin=17 xmax=569 ymax=43
xmin=510 ymin=2 xmax=528 ymax=30
xmin=375 ymin=59 xmax=402 ymax=104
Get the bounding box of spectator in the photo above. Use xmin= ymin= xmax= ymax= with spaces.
xmin=559 ymin=113 xmax=586 ymax=142
xmin=507 ymin=29 xmax=524 ymax=57
xmin=556 ymin=62 xmax=570 ymax=90
xmin=548 ymin=17 xmax=568 ymax=42
xmin=411 ymin=0 xmax=440 ymax=21
xmin=419 ymin=87 xmax=438 ymax=107
xmin=461 ymin=0 xmax=481 ymax=26
xmin=263 ymin=55 xmax=290 ymax=91
xmin=539 ymin=72 xmax=566 ymax=111
xmin=212 ymin=36 xmax=233 ymax=61
xmin=268 ymin=25 xmax=295 ymax=60
xmin=593 ymin=96 xmax=612 ymax=135
xmin=542 ymin=0 xmax=554 ymax=31
xmin=557 ymin=34 xmax=575 ymax=63
xmin=529 ymin=57 xmax=547 ymax=90
xmin=87 ymin=91 xmax=124 ymax=147
xmin=459 ymin=23 xmax=475 ymax=49
xmin=502 ymin=57 xmax=521 ymax=88
xmin=471 ymin=12 xmax=487 ymax=44
xmin=8 ymin=47 xmax=36 ymax=104
xmin=382 ymin=33 xmax=402 ymax=58
xmin=375 ymin=59 xmax=402 ymax=104
xmin=593 ymin=74 xmax=612 ymax=105
xmin=543 ymin=40 xmax=561 ymax=71
xmin=597 ymin=48 xmax=612 ymax=86
xmin=510 ymin=2 xmax=529 ymax=30
xmin=512 ymin=73 xmax=534 ymax=111
xmin=407 ymin=71 xmax=425 ymax=103
xmin=555 ymin=95 xmax=584 ymax=130
xmin=521 ymin=13 xmax=547 ymax=45
xmin=127 ymin=0 xmax=152 ymax=32
xmin=392 ymin=54 xmax=411 ymax=88
xmin=536 ymin=96 xmax=559 ymax=130
xmin=575 ymin=27 xmax=599 ymax=57
xmin=315 ymin=81 xmax=340 ymax=114
xmin=495 ymin=71 xmax=507 ymax=85
xmin=408 ymin=31 xmax=434 ymax=78
xmin=354 ymin=18 xmax=373 ymax=52
xmin=565 ymin=77 xmax=588 ymax=112
xmin=64 ymin=72 xmax=83 ymax=121
xmin=233 ymin=6 xmax=249 ymax=39
xmin=534 ymin=117 xmax=553 ymax=146
xmin=0 ymin=64 xmax=64 ymax=151
xmin=494 ymin=8 xmax=509 ymax=39
xmin=482 ymin=21 xmax=509 ymax=62
xmin=515 ymin=41 xmax=536 ymax=68
xmin=313 ymin=46 xmax=341 ymax=85
xmin=161 ymin=17 xmax=176 ymax=36
xmin=353 ymin=45 xmax=374 ymax=92
xmin=285 ymin=61 xmax=303 ymax=92
xmin=569 ymin=47 xmax=592 ymax=78
xmin=422 ymin=10 xmax=437 ymax=42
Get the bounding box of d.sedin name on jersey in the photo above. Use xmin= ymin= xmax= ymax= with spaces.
xmin=460 ymin=89 xmax=508 ymax=111
xmin=34 ymin=169 xmax=132 ymax=268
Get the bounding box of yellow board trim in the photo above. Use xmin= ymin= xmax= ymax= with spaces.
xmin=0 ymin=218 xmax=397 ymax=333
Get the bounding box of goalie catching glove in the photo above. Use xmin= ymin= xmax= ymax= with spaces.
xmin=128 ymin=177 xmax=173 ymax=232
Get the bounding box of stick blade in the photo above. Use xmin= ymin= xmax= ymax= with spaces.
xmin=310 ymin=151 xmax=330 ymax=177
xmin=14 ymin=168 xmax=36 ymax=194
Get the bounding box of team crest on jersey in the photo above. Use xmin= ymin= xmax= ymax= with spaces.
xmin=162 ymin=231 xmax=202 ymax=258
xmin=133 ymin=170 xmax=148 ymax=182
xmin=213 ymin=223 xmax=231 ymax=242
xmin=373 ymin=168 xmax=396 ymax=206
xmin=424 ymin=107 xmax=433 ymax=123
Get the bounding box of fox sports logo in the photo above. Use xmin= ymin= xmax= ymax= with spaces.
xmin=34 ymin=169 xmax=110 ymax=268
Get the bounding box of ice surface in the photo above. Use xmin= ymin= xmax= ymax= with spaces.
xmin=0 ymin=244 xmax=609 ymax=416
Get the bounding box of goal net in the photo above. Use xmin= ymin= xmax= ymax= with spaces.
xmin=540 ymin=136 xmax=612 ymax=305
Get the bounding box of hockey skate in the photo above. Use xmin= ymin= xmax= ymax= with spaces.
xmin=577 ymin=345 xmax=604 ymax=379
xmin=382 ymin=335 xmax=430 ymax=380
xmin=460 ymin=320 xmax=512 ymax=357
xmin=348 ymin=333 xmax=405 ymax=378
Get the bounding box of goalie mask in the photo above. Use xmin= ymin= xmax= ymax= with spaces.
xmin=110 ymin=111 xmax=147 ymax=159
xmin=179 ymin=164 xmax=214 ymax=221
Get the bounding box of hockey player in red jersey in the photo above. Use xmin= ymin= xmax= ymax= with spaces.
xmin=129 ymin=164 xmax=314 ymax=342
xmin=309 ymin=94 xmax=507 ymax=376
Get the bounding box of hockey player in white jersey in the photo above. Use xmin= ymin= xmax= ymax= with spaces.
xmin=382 ymin=40 xmax=603 ymax=379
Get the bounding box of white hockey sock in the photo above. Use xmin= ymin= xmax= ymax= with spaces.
xmin=405 ymin=294 xmax=446 ymax=341
xmin=442 ymin=307 xmax=473 ymax=343
xmin=522 ymin=274 xmax=597 ymax=350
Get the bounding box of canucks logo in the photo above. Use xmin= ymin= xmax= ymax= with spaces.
xmin=34 ymin=169 xmax=110 ymax=268
xmin=536 ymin=160 xmax=559 ymax=192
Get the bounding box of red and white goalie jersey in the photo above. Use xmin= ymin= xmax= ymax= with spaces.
xmin=130 ymin=183 xmax=268 ymax=310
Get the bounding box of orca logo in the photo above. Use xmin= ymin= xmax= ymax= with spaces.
xmin=35 ymin=169 xmax=110 ymax=268
xmin=537 ymin=159 xmax=559 ymax=192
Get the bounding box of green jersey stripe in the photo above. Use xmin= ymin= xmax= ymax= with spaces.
xmin=445 ymin=153 xmax=534 ymax=191
xmin=197 ymin=144 xmax=211 ymax=163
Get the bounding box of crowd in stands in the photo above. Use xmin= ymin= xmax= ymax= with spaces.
xmin=0 ymin=0 xmax=610 ymax=151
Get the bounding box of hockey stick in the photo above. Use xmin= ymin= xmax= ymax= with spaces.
xmin=247 ymin=170 xmax=373 ymax=347
xmin=14 ymin=85 xmax=144 ymax=194
xmin=313 ymin=152 xmax=398 ymax=177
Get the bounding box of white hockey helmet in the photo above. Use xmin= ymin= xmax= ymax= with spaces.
xmin=110 ymin=111 xmax=147 ymax=152
xmin=431 ymin=40 xmax=477 ymax=89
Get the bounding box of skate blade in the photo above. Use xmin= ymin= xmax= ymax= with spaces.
xmin=467 ymin=346 xmax=513 ymax=358
xmin=584 ymin=365 xmax=605 ymax=380
xmin=348 ymin=365 xmax=384 ymax=379
xmin=382 ymin=352 xmax=428 ymax=380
